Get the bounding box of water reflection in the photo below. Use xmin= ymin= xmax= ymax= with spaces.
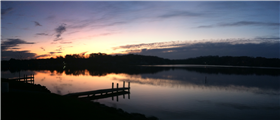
xmin=78 ymin=91 xmax=130 ymax=101
xmin=1 ymin=66 xmax=280 ymax=120
xmin=2 ymin=67 xmax=280 ymax=96
xmin=114 ymin=76 xmax=279 ymax=96
xmin=7 ymin=65 xmax=280 ymax=76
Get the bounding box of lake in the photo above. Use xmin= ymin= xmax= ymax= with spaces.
xmin=2 ymin=65 xmax=280 ymax=120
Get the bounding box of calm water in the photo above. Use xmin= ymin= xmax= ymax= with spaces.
xmin=2 ymin=65 xmax=280 ymax=120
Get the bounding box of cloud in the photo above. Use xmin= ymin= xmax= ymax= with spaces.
xmin=113 ymin=38 xmax=279 ymax=59
xmin=0 ymin=7 xmax=14 ymax=15
xmin=113 ymin=38 xmax=275 ymax=51
xmin=158 ymin=11 xmax=202 ymax=18
xmin=1 ymin=7 xmax=14 ymax=15
xmin=198 ymin=21 xmax=280 ymax=28
xmin=96 ymin=32 xmax=115 ymax=36
xmin=55 ymin=46 xmax=68 ymax=51
xmin=1 ymin=50 xmax=37 ymax=60
xmin=55 ymin=24 xmax=66 ymax=39
xmin=49 ymin=52 xmax=62 ymax=55
xmin=46 ymin=15 xmax=55 ymax=20
xmin=65 ymin=2 xmax=161 ymax=30
xmin=56 ymin=47 xmax=62 ymax=51
xmin=10 ymin=48 xmax=20 ymax=50
xmin=54 ymin=38 xmax=63 ymax=41
xmin=40 ymin=47 xmax=45 ymax=51
xmin=219 ymin=21 xmax=280 ymax=27
xmin=59 ymin=41 xmax=72 ymax=44
xmin=255 ymin=36 xmax=280 ymax=40
xmin=34 ymin=21 xmax=42 ymax=26
xmin=1 ymin=39 xmax=35 ymax=50
xmin=36 ymin=33 xmax=49 ymax=36
xmin=197 ymin=25 xmax=213 ymax=28
xmin=69 ymin=19 xmax=128 ymax=30
xmin=142 ymin=42 xmax=279 ymax=59
xmin=35 ymin=54 xmax=51 ymax=59
xmin=35 ymin=52 xmax=63 ymax=59
xmin=0 ymin=38 xmax=37 ymax=60
xmin=112 ymin=41 xmax=188 ymax=51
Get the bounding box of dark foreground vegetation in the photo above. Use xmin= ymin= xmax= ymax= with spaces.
xmin=2 ymin=53 xmax=280 ymax=70
xmin=2 ymin=78 xmax=158 ymax=120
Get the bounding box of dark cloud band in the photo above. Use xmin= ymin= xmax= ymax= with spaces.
xmin=198 ymin=21 xmax=280 ymax=28
xmin=113 ymin=38 xmax=280 ymax=59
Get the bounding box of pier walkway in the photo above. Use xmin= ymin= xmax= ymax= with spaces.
xmin=64 ymin=81 xmax=130 ymax=101
xmin=9 ymin=74 xmax=35 ymax=84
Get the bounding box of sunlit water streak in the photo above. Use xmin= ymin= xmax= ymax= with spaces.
xmin=2 ymin=67 xmax=279 ymax=120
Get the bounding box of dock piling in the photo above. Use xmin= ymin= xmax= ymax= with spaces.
xmin=117 ymin=83 xmax=119 ymax=92
xmin=24 ymin=75 xmax=26 ymax=83
xmin=123 ymin=81 xmax=125 ymax=92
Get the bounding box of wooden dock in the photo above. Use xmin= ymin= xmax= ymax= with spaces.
xmin=9 ymin=74 xmax=35 ymax=84
xmin=64 ymin=81 xmax=130 ymax=101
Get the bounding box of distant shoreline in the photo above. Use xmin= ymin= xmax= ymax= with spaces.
xmin=2 ymin=55 xmax=280 ymax=70
xmin=141 ymin=64 xmax=280 ymax=69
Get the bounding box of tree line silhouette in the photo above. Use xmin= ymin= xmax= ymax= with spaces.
xmin=2 ymin=53 xmax=280 ymax=70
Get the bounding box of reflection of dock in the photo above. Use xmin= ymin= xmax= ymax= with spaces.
xmin=64 ymin=81 xmax=130 ymax=101
xmin=10 ymin=74 xmax=35 ymax=84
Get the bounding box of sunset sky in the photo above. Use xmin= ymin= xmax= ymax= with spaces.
xmin=1 ymin=1 xmax=279 ymax=60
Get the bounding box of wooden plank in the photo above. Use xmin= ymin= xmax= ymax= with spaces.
xmin=64 ymin=88 xmax=130 ymax=97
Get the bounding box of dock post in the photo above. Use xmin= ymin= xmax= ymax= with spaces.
xmin=24 ymin=75 xmax=26 ymax=83
xmin=128 ymin=82 xmax=130 ymax=92
xmin=123 ymin=81 xmax=125 ymax=91
xmin=117 ymin=83 xmax=119 ymax=93
xmin=112 ymin=82 xmax=114 ymax=93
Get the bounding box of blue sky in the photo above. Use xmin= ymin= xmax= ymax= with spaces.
xmin=1 ymin=1 xmax=279 ymax=60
